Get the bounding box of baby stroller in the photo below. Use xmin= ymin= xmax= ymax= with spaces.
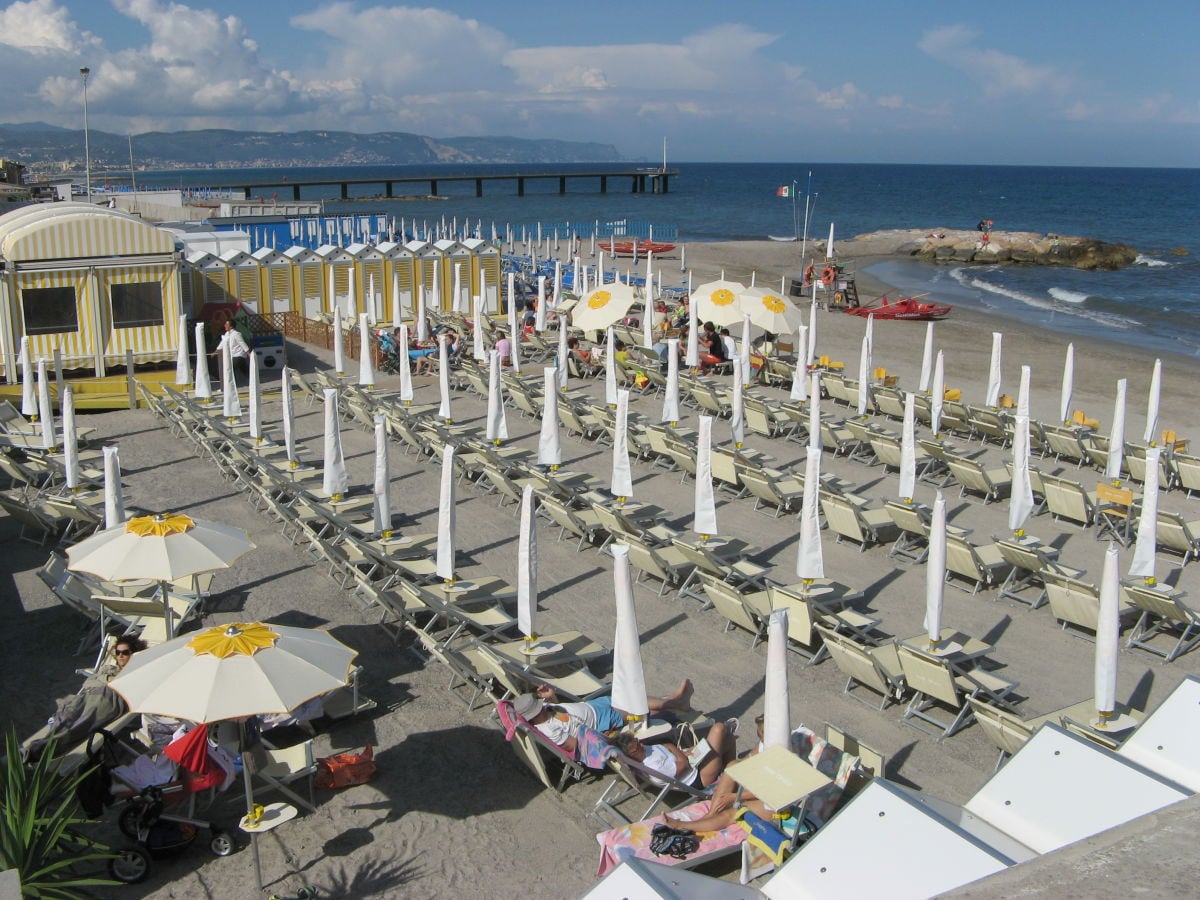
xmin=87 ymin=726 xmax=238 ymax=884
xmin=375 ymin=330 xmax=404 ymax=376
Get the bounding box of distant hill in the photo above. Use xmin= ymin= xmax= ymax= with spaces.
xmin=0 ymin=125 xmax=622 ymax=171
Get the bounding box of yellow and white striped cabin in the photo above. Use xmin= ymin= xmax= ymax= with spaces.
xmin=0 ymin=203 xmax=182 ymax=378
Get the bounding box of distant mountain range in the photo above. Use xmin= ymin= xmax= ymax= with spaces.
xmin=0 ymin=124 xmax=623 ymax=173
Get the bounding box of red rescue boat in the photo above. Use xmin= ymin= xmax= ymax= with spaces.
xmin=845 ymin=295 xmax=953 ymax=320
xmin=602 ymin=239 xmax=676 ymax=256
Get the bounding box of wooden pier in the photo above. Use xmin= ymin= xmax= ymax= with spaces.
xmin=221 ymin=168 xmax=678 ymax=201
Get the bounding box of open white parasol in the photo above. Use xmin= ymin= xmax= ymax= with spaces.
xmin=572 ymin=281 xmax=638 ymax=332
xmin=692 ymin=278 xmax=747 ymax=327
xmin=740 ymin=285 xmax=802 ymax=334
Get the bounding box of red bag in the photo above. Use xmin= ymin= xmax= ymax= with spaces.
xmin=315 ymin=745 xmax=376 ymax=789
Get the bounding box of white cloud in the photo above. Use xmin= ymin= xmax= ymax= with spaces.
xmin=918 ymin=24 xmax=1067 ymax=96
xmin=0 ymin=0 xmax=96 ymax=53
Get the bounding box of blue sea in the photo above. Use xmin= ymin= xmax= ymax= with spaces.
xmin=144 ymin=162 xmax=1200 ymax=358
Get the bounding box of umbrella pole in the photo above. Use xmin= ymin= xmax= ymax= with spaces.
xmin=161 ymin=579 xmax=175 ymax=640
xmin=241 ymin=723 xmax=265 ymax=889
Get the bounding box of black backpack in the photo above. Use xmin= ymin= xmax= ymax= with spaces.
xmin=649 ymin=823 xmax=700 ymax=859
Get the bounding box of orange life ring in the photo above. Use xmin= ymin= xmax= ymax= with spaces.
xmin=804 ymin=264 xmax=815 ymax=283
xmin=820 ymin=266 xmax=836 ymax=286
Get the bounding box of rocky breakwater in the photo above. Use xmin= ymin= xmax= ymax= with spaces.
xmin=840 ymin=228 xmax=1138 ymax=271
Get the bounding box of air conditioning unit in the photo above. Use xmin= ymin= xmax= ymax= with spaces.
xmin=251 ymin=336 xmax=286 ymax=372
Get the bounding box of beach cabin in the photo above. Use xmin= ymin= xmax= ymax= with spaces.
xmin=376 ymin=241 xmax=416 ymax=323
xmin=0 ymin=203 xmax=183 ymax=378
xmin=219 ymin=249 xmax=261 ymax=311
xmin=314 ymin=245 xmax=355 ymax=316
xmin=407 ymin=240 xmax=448 ymax=311
xmin=345 ymin=242 xmax=386 ymax=321
xmin=462 ymin=237 xmax=501 ymax=312
xmin=180 ymin=250 xmax=214 ymax=314
xmin=194 ymin=252 xmax=235 ymax=306
xmin=282 ymin=246 xmax=322 ymax=318
xmin=251 ymin=247 xmax=292 ymax=316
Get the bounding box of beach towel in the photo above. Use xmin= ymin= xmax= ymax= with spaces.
xmin=595 ymin=799 xmax=747 ymax=877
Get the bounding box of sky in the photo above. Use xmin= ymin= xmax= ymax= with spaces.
xmin=1 ymin=0 xmax=1197 ymax=167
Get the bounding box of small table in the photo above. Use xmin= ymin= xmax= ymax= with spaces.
xmin=487 ymin=630 xmax=608 ymax=668
xmin=239 ymin=801 xmax=298 ymax=889
xmin=900 ymin=630 xmax=993 ymax=664
xmin=727 ymin=745 xmax=831 ymax=811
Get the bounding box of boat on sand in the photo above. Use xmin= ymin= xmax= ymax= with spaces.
xmin=845 ymin=295 xmax=952 ymax=320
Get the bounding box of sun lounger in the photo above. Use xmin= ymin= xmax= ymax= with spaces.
xmin=1124 ymin=582 xmax=1200 ymax=662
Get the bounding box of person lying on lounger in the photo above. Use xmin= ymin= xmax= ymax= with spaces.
xmin=662 ymin=714 xmax=773 ymax=832
xmin=616 ymin=719 xmax=737 ymax=788
xmin=512 ymin=680 xmax=694 ymax=757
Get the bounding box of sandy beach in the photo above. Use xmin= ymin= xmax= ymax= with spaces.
xmin=6 ymin=238 xmax=1199 ymax=899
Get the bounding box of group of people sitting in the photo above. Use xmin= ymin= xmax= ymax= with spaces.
xmin=512 ymin=680 xmax=773 ymax=833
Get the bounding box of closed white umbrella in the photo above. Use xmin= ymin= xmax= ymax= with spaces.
xmin=662 ymin=339 xmax=681 ymax=424
xmin=397 ymin=323 xmax=414 ymax=405
xmin=472 ymin=295 xmax=486 ymax=362
xmin=416 ymin=283 xmax=429 ymax=341
xmin=248 ymin=351 xmax=263 ymax=442
xmin=1106 ymin=379 xmax=1127 ymax=483
xmin=517 ymin=484 xmax=538 ymax=641
xmin=62 ymin=387 xmax=79 ymax=491
xmin=437 ymin=335 xmax=452 ymax=422
xmin=193 ymin=323 xmax=212 ymax=400
xmin=797 ymin=448 xmax=824 ymax=583
xmin=763 ymin=608 xmax=791 ymax=750
xmin=739 ymin=313 xmax=753 ymax=383
xmin=1009 ymin=366 xmax=1035 ymax=535
xmin=358 ymin=314 xmax=375 ymax=387
xmin=344 ymin=266 xmax=357 ymax=320
xmin=507 ymin=273 xmax=522 ymax=374
xmin=556 ymin=322 xmax=569 ymax=391
xmin=611 ymin=543 xmax=649 ymax=723
xmin=391 ymin=268 xmax=402 ymax=326
xmin=806 ymin=298 xmax=818 ymax=369
xmin=1059 ymin=343 xmax=1074 ymax=424
xmin=436 ymin=444 xmax=456 ymax=582
xmin=856 ymin=332 xmax=872 ymax=417
xmin=611 ymin=389 xmax=634 ymax=502
xmin=19 ymin=337 xmax=36 ymax=417
xmin=453 ymin=262 xmax=464 ymax=315
xmin=321 ymin=388 xmax=348 ymax=499
xmin=332 ymin=310 xmax=346 ymax=375
xmin=36 ymin=358 xmax=55 ymax=450
xmin=899 ymin=392 xmax=916 ymax=502
xmin=925 ymin=492 xmax=947 ymax=648
xmin=642 ymin=267 xmax=655 ymax=349
xmin=826 ymin=222 xmax=836 ymax=260
xmin=174 ymin=314 xmax=191 ymax=385
xmin=918 ymin=321 xmax=935 ymax=393
xmin=685 ymin=297 xmax=700 ymax=368
xmin=367 ymin=272 xmax=376 ymax=323
xmin=1130 ymin=448 xmax=1161 ymax=583
xmin=221 ymin=341 xmax=240 ymax=421
xmin=486 ymin=349 xmax=508 ymax=443
xmin=1094 ymin=542 xmax=1120 ymax=727
xmin=731 ymin=363 xmax=745 ymax=448
xmin=604 ymin=327 xmax=618 ymax=406
xmin=790 ymin=325 xmax=809 ymax=402
xmin=808 ymin=371 xmax=821 ymax=452
xmin=535 ymin=275 xmax=547 ymax=332
xmin=985 ymin=332 xmax=1003 ymax=407
xmin=281 ymin=367 xmax=299 ymax=466
xmin=372 ymin=414 xmax=391 ymax=537
xmin=931 ymin=351 xmax=945 ymax=437
xmin=694 ymin=416 xmax=718 ymax=538
xmin=538 ymin=367 xmax=562 ymax=468
xmin=102 ymin=445 xmax=125 ymax=529
xmin=1144 ymin=358 xmax=1162 ymax=445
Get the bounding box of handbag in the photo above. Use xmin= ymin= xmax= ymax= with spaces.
xmin=315 ymin=745 xmax=376 ymax=789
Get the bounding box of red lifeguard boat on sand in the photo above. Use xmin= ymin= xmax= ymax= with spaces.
xmin=845 ymin=295 xmax=953 ymax=320
xmin=602 ymin=239 xmax=676 ymax=256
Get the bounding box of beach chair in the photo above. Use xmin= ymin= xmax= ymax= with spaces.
xmin=1094 ymin=482 xmax=1136 ymax=546
xmin=589 ymin=751 xmax=712 ymax=829
xmin=1041 ymin=473 xmax=1098 ymax=527
xmin=621 ymin=536 xmax=696 ymax=597
xmin=820 ymin=494 xmax=897 ymax=551
xmin=886 ymin=501 xmax=937 ymax=563
xmin=1042 ymin=423 xmax=1094 ymax=468
xmin=944 ymin=535 xmax=1011 ymax=594
xmin=740 ymin=468 xmax=804 ymax=517
xmin=898 ymin=645 xmax=1020 ymax=740
xmin=537 ymin=494 xmax=606 ymax=550
xmin=965 ymin=697 xmax=1097 ymax=771
xmin=1043 ymin=572 xmax=1135 ymax=640
xmin=1155 ymin=510 xmax=1200 ymax=565
xmin=0 ymin=492 xmax=71 ymax=545
xmin=495 ymin=699 xmax=588 ymax=793
xmin=815 ymin=625 xmax=906 ymax=710
xmin=700 ymin=573 xmax=767 ymax=646
xmin=994 ymin=540 xmax=1085 ymax=609
xmin=1170 ymin=452 xmax=1200 ymax=496
xmin=966 ymin=406 xmax=1011 ymax=447
xmin=1124 ymin=583 xmax=1200 ymax=662
xmin=945 ymin=455 xmax=1011 ymax=504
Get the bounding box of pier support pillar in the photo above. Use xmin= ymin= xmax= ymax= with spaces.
xmin=340 ymin=183 xmax=349 ymax=200
xmin=292 ymin=185 xmax=301 ymax=201
xmin=600 ymin=176 xmax=607 ymax=193
xmin=559 ymin=176 xmax=567 ymax=194
xmin=430 ymin=179 xmax=438 ymax=196
xmin=386 ymin=182 xmax=393 ymax=198
xmin=475 ymin=179 xmax=483 ymax=198
xmin=517 ymin=178 xmax=526 ymax=197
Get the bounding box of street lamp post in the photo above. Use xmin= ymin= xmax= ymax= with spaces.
xmin=79 ymin=66 xmax=91 ymax=203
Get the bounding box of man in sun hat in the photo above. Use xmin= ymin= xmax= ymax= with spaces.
xmin=513 ymin=680 xmax=694 ymax=756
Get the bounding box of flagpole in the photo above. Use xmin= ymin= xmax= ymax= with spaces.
xmin=800 ymin=171 xmax=814 ymax=264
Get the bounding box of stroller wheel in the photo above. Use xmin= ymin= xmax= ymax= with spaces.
xmin=109 ymin=846 xmax=151 ymax=884
xmin=210 ymin=829 xmax=236 ymax=857
xmin=118 ymin=806 xmax=142 ymax=840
